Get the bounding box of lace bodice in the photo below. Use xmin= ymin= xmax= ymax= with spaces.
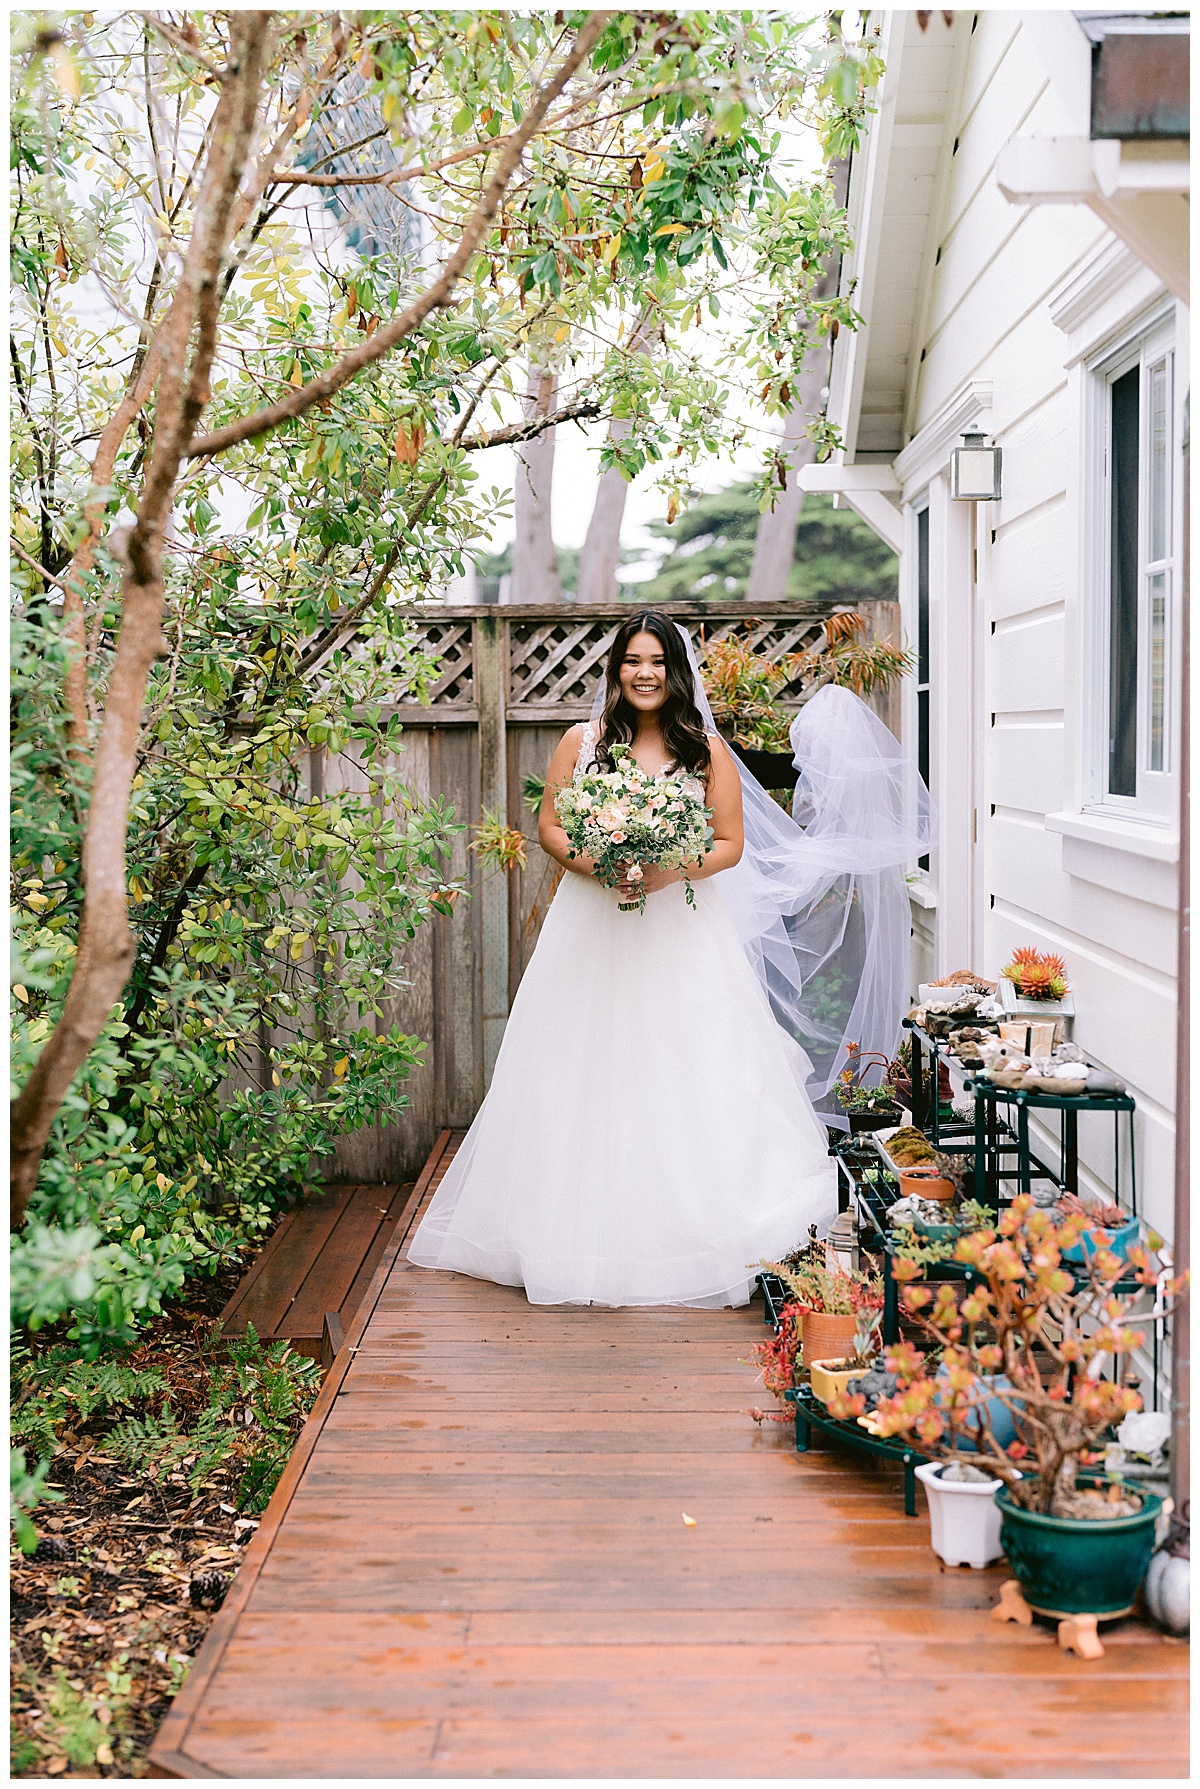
xmin=575 ymin=722 xmax=708 ymax=801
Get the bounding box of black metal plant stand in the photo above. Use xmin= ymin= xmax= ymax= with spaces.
xmin=784 ymin=1385 xmax=929 ymax=1516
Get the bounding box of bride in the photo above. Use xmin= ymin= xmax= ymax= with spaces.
xmin=407 ymin=609 xmax=931 ymax=1309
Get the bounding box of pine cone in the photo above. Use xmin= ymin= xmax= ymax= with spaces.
xmin=34 ymin=1536 xmax=70 ymax=1562
xmin=189 ymin=1570 xmax=230 ymax=1610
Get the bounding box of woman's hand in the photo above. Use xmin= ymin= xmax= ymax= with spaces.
xmin=614 ymin=862 xmax=681 ymax=900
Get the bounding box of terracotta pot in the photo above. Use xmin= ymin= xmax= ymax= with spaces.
xmin=802 ymin=1312 xmax=858 ymax=1366
xmin=899 ymin=1166 xmax=957 ymax=1204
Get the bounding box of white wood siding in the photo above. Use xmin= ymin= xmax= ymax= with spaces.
xmin=882 ymin=12 xmax=1181 ymax=1237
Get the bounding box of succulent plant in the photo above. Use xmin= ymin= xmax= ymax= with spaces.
xmin=1001 ymin=947 xmax=1069 ymax=1002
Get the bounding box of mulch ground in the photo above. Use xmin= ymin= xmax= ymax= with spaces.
xmin=10 ymin=1258 xmax=270 ymax=1779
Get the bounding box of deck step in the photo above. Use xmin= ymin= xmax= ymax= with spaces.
xmin=218 ymin=1177 xmax=418 ymax=1363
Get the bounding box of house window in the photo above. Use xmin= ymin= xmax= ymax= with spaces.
xmin=916 ymin=504 xmax=930 ymax=869
xmin=1099 ymin=321 xmax=1176 ymax=816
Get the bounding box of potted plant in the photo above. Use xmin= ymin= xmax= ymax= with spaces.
xmin=886 ymin=1038 xmax=953 ymax=1114
xmin=998 ymin=946 xmax=1075 ymax=1035
xmin=828 ymin=1195 xmax=1185 ymax=1617
xmin=835 ymin=1044 xmax=900 ymax=1133
xmin=1056 ymin=1194 xmax=1140 ymax=1265
xmin=758 ymin=1244 xmax=884 ymax=1369
xmin=808 ymin=1310 xmax=883 ymax=1407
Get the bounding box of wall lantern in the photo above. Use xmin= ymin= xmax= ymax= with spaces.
xmin=950 ymin=431 xmax=1002 ymax=501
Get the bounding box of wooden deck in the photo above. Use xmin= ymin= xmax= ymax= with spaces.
xmin=218 ymin=1181 xmax=415 ymax=1364
xmin=152 ymin=1131 xmax=1188 ymax=1779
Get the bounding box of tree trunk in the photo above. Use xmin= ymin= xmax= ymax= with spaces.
xmin=575 ymin=434 xmax=630 ymax=603
xmin=510 ymin=366 xmax=561 ymax=604
xmin=575 ymin=310 xmax=659 ymax=604
xmin=745 ymin=157 xmax=851 ymax=604
xmin=9 ymin=12 xmax=271 ymax=1228
xmin=743 ymin=382 xmax=825 ymax=604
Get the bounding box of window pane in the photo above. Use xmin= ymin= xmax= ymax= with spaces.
xmin=1149 ymin=357 xmax=1169 ymax=565
xmin=1149 ymin=571 xmax=1168 ymax=772
xmin=1108 ymin=366 xmax=1140 ymax=798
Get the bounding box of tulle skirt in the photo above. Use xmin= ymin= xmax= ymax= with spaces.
xmin=406 ymin=869 xmax=838 ymax=1307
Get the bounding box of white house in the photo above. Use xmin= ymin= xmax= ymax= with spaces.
xmin=805 ymin=9 xmax=1188 ymax=1251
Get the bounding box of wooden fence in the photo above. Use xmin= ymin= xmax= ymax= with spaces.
xmin=320 ymin=598 xmax=900 ymax=1183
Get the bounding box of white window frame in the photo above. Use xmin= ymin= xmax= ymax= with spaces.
xmin=1084 ymin=307 xmax=1179 ymax=825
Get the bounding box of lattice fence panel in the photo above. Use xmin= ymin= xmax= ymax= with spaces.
xmin=507 ymin=615 xmax=829 ymax=710
xmin=405 ymin=621 xmax=474 ymax=704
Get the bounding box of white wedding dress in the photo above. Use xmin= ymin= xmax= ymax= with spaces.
xmin=407 ymin=724 xmax=838 ymax=1308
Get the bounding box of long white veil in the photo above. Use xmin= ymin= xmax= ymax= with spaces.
xmin=589 ymin=625 xmax=936 ymax=1125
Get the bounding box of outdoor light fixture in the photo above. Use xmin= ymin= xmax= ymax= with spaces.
xmin=950 ymin=431 xmax=1002 ymax=501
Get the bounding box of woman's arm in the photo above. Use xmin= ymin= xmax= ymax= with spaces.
xmin=537 ymin=724 xmax=598 ymax=877
xmin=689 ymin=733 xmax=744 ymax=880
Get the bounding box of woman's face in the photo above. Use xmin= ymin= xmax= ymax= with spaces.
xmin=618 ymin=630 xmax=668 ymax=714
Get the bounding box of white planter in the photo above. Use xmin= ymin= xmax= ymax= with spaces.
xmin=916 ymin=1461 xmax=1004 ymax=1569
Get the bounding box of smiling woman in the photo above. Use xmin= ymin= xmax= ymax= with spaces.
xmin=406 ymin=610 xmax=837 ymax=1307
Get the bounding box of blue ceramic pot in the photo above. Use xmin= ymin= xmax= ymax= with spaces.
xmin=1062 ymin=1216 xmax=1140 ymax=1265
xmin=935 ymin=1366 xmax=1019 ymax=1452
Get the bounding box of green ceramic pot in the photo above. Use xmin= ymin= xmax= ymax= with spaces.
xmin=996 ymin=1476 xmax=1162 ymax=1618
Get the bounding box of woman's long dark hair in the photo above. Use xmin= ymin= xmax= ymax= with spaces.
xmin=596 ymin=610 xmax=711 ymax=777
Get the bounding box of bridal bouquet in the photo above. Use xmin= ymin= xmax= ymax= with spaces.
xmin=554 ymin=744 xmax=713 ymax=912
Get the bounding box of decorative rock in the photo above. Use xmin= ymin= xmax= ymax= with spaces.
xmin=1085 ymin=1069 xmax=1126 ymax=1095
xmin=846 ymin=1365 xmax=898 ymax=1412
xmin=1145 ymin=1545 xmax=1190 ymax=1635
xmin=1144 ymin=1500 xmax=1189 ymax=1635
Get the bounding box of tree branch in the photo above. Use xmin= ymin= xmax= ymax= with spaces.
xmin=10 ymin=13 xmax=273 ymax=1229
xmin=184 ymin=12 xmax=612 ymax=461
xmin=459 ymin=397 xmax=602 ymax=450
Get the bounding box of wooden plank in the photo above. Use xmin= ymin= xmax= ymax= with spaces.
xmin=149 ymin=1134 xmax=456 ymax=1775
xmin=219 ymin=1187 xmax=351 ymax=1341
xmin=216 ymin=1205 xmax=301 ymax=1329
xmin=336 ymin=1181 xmax=416 ymax=1323
xmin=284 ymin=1184 xmax=398 ymax=1337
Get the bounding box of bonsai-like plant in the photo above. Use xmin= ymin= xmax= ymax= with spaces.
xmin=1001 ymin=947 xmax=1070 ymax=1003
xmin=828 ymin=1194 xmax=1185 ymax=1517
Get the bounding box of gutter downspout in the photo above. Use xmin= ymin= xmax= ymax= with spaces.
xmin=1172 ymin=390 xmax=1189 ymax=1522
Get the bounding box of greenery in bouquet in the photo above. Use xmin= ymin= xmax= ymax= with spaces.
xmin=552 ymin=745 xmax=713 ymax=912
xmin=827 ymin=1194 xmax=1186 ymax=1516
